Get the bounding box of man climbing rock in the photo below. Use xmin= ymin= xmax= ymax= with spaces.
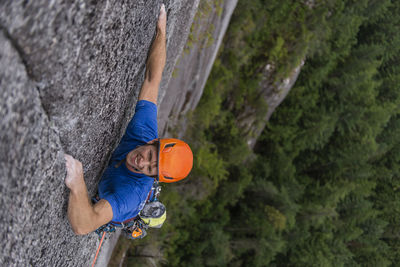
xmin=64 ymin=4 xmax=193 ymax=235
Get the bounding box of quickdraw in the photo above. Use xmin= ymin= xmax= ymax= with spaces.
xmin=94 ymin=222 xmax=116 ymax=238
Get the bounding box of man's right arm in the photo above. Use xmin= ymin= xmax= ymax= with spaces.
xmin=65 ymin=154 xmax=113 ymax=235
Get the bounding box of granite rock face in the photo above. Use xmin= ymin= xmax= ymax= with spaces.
xmin=236 ymin=60 xmax=305 ymax=148
xmin=158 ymin=0 xmax=238 ymax=137
xmin=0 ymin=1 xmax=199 ymax=266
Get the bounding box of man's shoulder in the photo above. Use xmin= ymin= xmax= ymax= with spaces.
xmin=122 ymin=100 xmax=158 ymax=147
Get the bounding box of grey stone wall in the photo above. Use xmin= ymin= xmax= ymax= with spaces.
xmin=158 ymin=0 xmax=238 ymax=137
xmin=236 ymin=60 xmax=305 ymax=148
xmin=0 ymin=1 xmax=199 ymax=266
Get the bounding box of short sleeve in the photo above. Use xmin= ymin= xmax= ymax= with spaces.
xmin=101 ymin=187 xmax=142 ymax=222
xmin=121 ymin=100 xmax=158 ymax=144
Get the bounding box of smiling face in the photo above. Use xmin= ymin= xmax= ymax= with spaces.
xmin=126 ymin=144 xmax=158 ymax=177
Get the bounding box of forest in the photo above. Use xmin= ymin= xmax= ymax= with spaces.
xmin=112 ymin=0 xmax=400 ymax=266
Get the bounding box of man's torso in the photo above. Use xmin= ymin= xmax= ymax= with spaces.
xmin=98 ymin=100 xmax=158 ymax=223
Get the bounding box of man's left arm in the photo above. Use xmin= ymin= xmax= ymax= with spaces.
xmin=138 ymin=4 xmax=167 ymax=105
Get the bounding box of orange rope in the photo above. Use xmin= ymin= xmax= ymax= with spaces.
xmin=92 ymin=231 xmax=106 ymax=267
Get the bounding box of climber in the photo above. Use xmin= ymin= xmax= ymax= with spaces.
xmin=64 ymin=4 xmax=193 ymax=235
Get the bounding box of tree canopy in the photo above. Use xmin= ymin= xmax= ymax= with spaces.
xmin=120 ymin=0 xmax=400 ymax=266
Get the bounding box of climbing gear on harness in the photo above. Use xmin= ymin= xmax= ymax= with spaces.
xmin=157 ymin=138 xmax=193 ymax=183
xmin=91 ymin=181 xmax=166 ymax=266
xmin=132 ymin=227 xmax=144 ymax=238
xmin=93 ymin=181 xmax=166 ymax=240
xmin=120 ymin=192 xmax=166 ymax=239
xmin=121 ymin=217 xmax=148 ymax=240
xmin=120 ymin=201 xmax=166 ymax=239
xmin=140 ymin=201 xmax=166 ymax=228
xmin=94 ymin=221 xmax=116 ymax=238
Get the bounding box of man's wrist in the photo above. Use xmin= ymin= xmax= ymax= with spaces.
xmin=68 ymin=177 xmax=87 ymax=195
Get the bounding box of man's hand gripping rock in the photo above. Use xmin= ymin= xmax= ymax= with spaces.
xmin=64 ymin=154 xmax=84 ymax=192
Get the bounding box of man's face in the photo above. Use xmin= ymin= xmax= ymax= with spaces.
xmin=126 ymin=144 xmax=158 ymax=177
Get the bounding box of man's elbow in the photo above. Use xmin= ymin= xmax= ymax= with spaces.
xmin=71 ymin=224 xmax=91 ymax=236
xmin=144 ymin=68 xmax=162 ymax=85
xmin=68 ymin=217 xmax=94 ymax=235
xmin=73 ymin=229 xmax=90 ymax=236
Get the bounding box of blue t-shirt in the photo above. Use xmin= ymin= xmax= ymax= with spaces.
xmin=98 ymin=100 xmax=158 ymax=223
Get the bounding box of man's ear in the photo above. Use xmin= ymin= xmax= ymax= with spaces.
xmin=147 ymin=139 xmax=158 ymax=145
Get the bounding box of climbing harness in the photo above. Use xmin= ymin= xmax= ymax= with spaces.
xmin=93 ymin=181 xmax=165 ymax=237
xmin=91 ymin=181 xmax=166 ymax=266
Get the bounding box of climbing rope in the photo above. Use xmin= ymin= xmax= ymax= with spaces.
xmin=91 ymin=231 xmax=106 ymax=267
xmin=90 ymin=182 xmax=162 ymax=265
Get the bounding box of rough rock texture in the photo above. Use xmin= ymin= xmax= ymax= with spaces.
xmin=236 ymin=60 xmax=305 ymax=148
xmin=0 ymin=30 xmax=68 ymax=267
xmin=158 ymin=0 xmax=238 ymax=137
xmin=0 ymin=0 xmax=199 ymax=266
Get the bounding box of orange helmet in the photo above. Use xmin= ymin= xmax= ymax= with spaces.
xmin=157 ymin=138 xmax=193 ymax=183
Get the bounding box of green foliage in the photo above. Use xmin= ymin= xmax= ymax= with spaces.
xmin=120 ymin=0 xmax=400 ymax=266
xmin=193 ymin=143 xmax=228 ymax=190
xmin=265 ymin=205 xmax=287 ymax=231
